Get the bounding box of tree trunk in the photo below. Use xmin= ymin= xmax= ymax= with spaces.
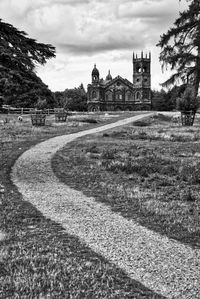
xmin=194 ymin=45 xmax=200 ymax=99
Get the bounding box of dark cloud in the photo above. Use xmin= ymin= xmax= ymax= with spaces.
xmin=57 ymin=38 xmax=144 ymax=56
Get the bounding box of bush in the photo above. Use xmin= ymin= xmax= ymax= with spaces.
xmin=176 ymin=86 xmax=198 ymax=112
xmin=132 ymin=120 xmax=150 ymax=127
xmin=35 ymin=98 xmax=47 ymax=110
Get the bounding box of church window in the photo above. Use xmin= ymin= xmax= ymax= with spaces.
xmin=143 ymin=66 xmax=147 ymax=73
xmin=116 ymin=91 xmax=122 ymax=101
xmin=92 ymin=90 xmax=97 ymax=98
xmin=105 ymin=90 xmax=112 ymax=101
xmin=136 ymin=65 xmax=142 ymax=73
xmin=126 ymin=91 xmax=132 ymax=101
xmin=136 ymin=91 xmax=141 ymax=100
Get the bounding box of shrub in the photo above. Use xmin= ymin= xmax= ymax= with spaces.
xmin=102 ymin=133 xmax=110 ymax=137
xmin=79 ymin=118 xmax=98 ymax=123
xmin=132 ymin=120 xmax=150 ymax=127
xmin=176 ymin=86 xmax=199 ymax=112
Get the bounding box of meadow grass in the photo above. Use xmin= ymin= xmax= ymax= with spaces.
xmin=0 ymin=112 xmax=164 ymax=298
xmin=52 ymin=113 xmax=200 ymax=249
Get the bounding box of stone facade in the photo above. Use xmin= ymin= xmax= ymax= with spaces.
xmin=87 ymin=51 xmax=151 ymax=111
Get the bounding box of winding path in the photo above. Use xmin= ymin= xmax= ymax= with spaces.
xmin=12 ymin=114 xmax=200 ymax=299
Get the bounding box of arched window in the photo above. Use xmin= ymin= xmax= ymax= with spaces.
xmin=136 ymin=65 xmax=142 ymax=73
xmin=126 ymin=91 xmax=133 ymax=101
xmin=105 ymin=90 xmax=112 ymax=101
xmin=115 ymin=91 xmax=122 ymax=101
xmin=135 ymin=91 xmax=141 ymax=100
xmin=92 ymin=90 xmax=97 ymax=98
xmin=143 ymin=66 xmax=147 ymax=73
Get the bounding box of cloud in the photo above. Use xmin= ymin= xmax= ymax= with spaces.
xmin=0 ymin=0 xmax=189 ymax=90
xmin=58 ymin=37 xmax=142 ymax=55
xmin=0 ymin=0 xmax=186 ymax=55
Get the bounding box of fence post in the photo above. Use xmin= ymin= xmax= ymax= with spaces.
xmin=21 ymin=108 xmax=23 ymax=115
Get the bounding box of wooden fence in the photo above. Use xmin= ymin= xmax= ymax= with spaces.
xmin=3 ymin=107 xmax=56 ymax=115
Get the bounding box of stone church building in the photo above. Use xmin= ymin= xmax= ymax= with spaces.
xmin=87 ymin=51 xmax=151 ymax=111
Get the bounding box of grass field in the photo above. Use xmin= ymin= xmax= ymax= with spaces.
xmin=52 ymin=113 xmax=200 ymax=249
xmin=0 ymin=111 xmax=165 ymax=298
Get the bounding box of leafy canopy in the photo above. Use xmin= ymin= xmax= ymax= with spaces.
xmin=0 ymin=19 xmax=56 ymax=107
xmin=176 ymin=85 xmax=199 ymax=111
xmin=157 ymin=0 xmax=200 ymax=94
xmin=0 ymin=19 xmax=55 ymax=73
xmin=54 ymin=84 xmax=87 ymax=111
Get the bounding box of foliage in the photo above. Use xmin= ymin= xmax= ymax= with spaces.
xmin=35 ymin=97 xmax=48 ymax=110
xmin=78 ymin=118 xmax=98 ymax=123
xmin=176 ymin=86 xmax=199 ymax=112
xmin=53 ymin=91 xmax=65 ymax=108
xmin=1 ymin=70 xmax=54 ymax=108
xmin=64 ymin=85 xmax=87 ymax=111
xmin=151 ymin=89 xmax=176 ymax=111
xmin=157 ymin=1 xmax=200 ymax=96
xmin=54 ymin=84 xmax=87 ymax=111
xmin=0 ymin=19 xmax=56 ymax=107
xmin=132 ymin=119 xmax=151 ymax=126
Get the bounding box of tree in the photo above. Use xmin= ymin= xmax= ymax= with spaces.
xmin=1 ymin=69 xmax=55 ymax=108
xmin=157 ymin=0 xmax=200 ymax=97
xmin=151 ymin=89 xmax=176 ymax=111
xmin=0 ymin=19 xmax=56 ymax=107
xmin=64 ymin=84 xmax=87 ymax=111
xmin=176 ymin=85 xmax=198 ymax=111
xmin=53 ymin=91 xmax=65 ymax=108
xmin=53 ymin=84 xmax=87 ymax=111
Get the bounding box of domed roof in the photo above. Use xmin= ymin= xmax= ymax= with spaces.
xmin=106 ymin=70 xmax=112 ymax=81
xmin=92 ymin=64 xmax=99 ymax=76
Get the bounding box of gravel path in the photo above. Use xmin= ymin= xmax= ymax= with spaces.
xmin=11 ymin=114 xmax=200 ymax=299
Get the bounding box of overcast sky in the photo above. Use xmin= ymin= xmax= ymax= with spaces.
xmin=1 ymin=0 xmax=188 ymax=91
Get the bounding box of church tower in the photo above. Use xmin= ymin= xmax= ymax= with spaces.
xmin=91 ymin=64 xmax=99 ymax=84
xmin=133 ymin=51 xmax=151 ymax=103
